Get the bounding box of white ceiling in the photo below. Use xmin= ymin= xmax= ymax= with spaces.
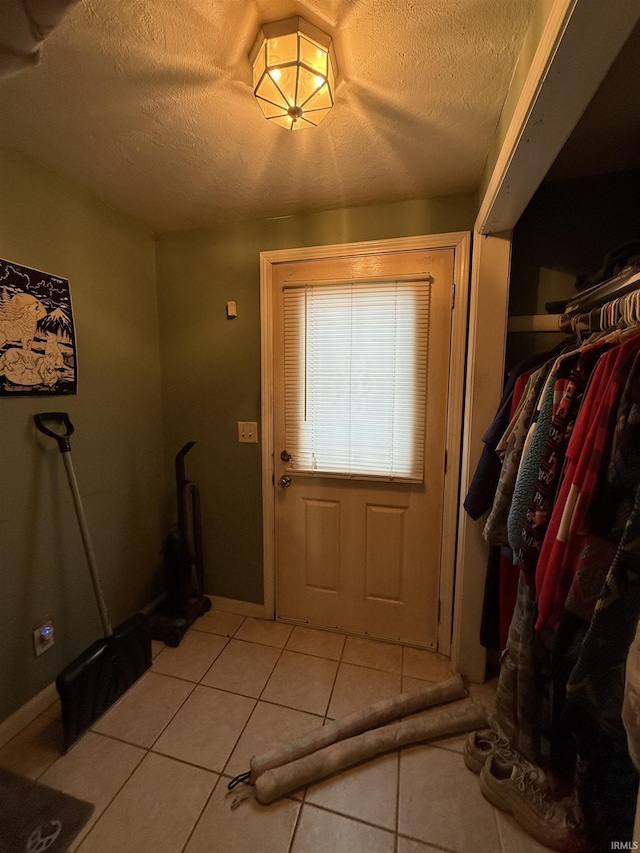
xmin=0 ymin=0 xmax=538 ymax=233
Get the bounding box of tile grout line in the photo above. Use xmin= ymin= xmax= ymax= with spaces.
xmin=5 ymin=615 xmax=466 ymax=853
xmin=140 ymin=617 xmax=247 ymax=757
xmin=320 ymin=633 xmax=346 ymax=727
xmin=218 ymin=626 xmax=291 ymax=780
xmin=288 ymin=800 xmax=398 ymax=842
xmin=72 ymin=739 xmax=150 ymax=852
xmin=177 ymin=773 xmax=221 ymax=853
xmin=92 ymin=616 xmax=249 ymax=853
xmin=286 ymin=793 xmax=306 ymax=853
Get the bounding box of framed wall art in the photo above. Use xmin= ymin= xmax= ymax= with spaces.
xmin=0 ymin=259 xmax=77 ymax=396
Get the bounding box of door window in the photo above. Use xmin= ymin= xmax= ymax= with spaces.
xmin=283 ymin=280 xmax=431 ymax=482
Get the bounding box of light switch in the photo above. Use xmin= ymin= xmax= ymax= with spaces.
xmin=238 ymin=421 xmax=258 ymax=443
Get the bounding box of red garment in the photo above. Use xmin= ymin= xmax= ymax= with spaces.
xmin=534 ymin=343 xmax=625 ymax=637
xmin=561 ymin=340 xmax=640 ymax=621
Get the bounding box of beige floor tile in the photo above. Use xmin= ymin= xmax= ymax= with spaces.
xmin=432 ymin=731 xmax=468 ymax=754
xmin=200 ymin=639 xmax=280 ymax=698
xmin=306 ymin=750 xmax=399 ymax=830
xmin=469 ymin=682 xmax=497 ymax=717
xmin=397 ymin=837 xmax=445 ymax=852
xmin=151 ymin=640 xmax=165 ymax=658
xmin=92 ymin=672 xmax=194 ymax=748
xmin=184 ymin=775 xmax=300 ymax=853
xmin=291 ymin=803 xmax=395 ymax=853
xmin=76 ymin=751 xmax=216 ymax=853
xmin=261 ymin=651 xmax=338 ymax=715
xmin=399 ymin=743 xmax=501 ymax=852
xmin=327 ymin=663 xmax=401 ymax=719
xmin=152 ymin=631 xmax=228 ymax=682
xmin=235 ymin=617 xmax=294 ymax=648
xmin=225 ymin=700 xmax=324 ymax=779
xmin=495 ymin=810 xmax=556 ymax=853
xmin=153 ymin=685 xmax=255 ymax=772
xmin=342 ymin=636 xmax=402 ymax=674
xmin=40 ymin=731 xmax=145 ymax=850
xmin=402 ymin=675 xmax=430 ymax=694
xmin=286 ymin=626 xmax=346 ymax=661
xmin=42 ymin=697 xmax=62 ymax=719
xmin=191 ymin=609 xmax=245 ymax=638
xmin=0 ymin=713 xmax=62 ymax=778
xmin=403 ymin=647 xmax=453 ymax=682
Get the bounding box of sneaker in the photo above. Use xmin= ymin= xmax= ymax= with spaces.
xmin=479 ymin=753 xmax=570 ymax=851
xmin=463 ymin=728 xmax=513 ymax=773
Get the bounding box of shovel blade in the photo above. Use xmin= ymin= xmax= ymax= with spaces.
xmin=56 ymin=614 xmax=151 ymax=752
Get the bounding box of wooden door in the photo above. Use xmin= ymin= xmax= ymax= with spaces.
xmin=272 ymin=248 xmax=454 ymax=647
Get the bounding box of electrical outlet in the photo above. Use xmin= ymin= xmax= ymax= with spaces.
xmin=33 ymin=620 xmax=55 ymax=657
xmin=237 ymin=421 xmax=258 ymax=443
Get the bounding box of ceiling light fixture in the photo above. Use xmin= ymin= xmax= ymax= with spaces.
xmin=250 ymin=16 xmax=337 ymax=131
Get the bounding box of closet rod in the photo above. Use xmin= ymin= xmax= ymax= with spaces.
xmin=563 ymin=264 xmax=640 ymax=315
xmin=507 ymin=315 xmax=562 ymax=333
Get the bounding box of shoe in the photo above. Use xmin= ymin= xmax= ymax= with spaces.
xmin=463 ymin=728 xmax=513 ymax=773
xmin=479 ymin=753 xmax=570 ymax=851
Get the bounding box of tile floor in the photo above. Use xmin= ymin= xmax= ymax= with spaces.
xmin=0 ymin=608 xmax=550 ymax=853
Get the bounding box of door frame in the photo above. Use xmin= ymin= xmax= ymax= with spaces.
xmin=260 ymin=231 xmax=471 ymax=654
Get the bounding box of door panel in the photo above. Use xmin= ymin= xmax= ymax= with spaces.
xmin=272 ymin=248 xmax=454 ymax=647
xmin=365 ymin=504 xmax=406 ymax=602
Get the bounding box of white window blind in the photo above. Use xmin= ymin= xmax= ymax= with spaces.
xmin=283 ymin=279 xmax=431 ymax=482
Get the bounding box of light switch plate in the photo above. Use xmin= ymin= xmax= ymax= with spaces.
xmin=238 ymin=421 xmax=258 ymax=443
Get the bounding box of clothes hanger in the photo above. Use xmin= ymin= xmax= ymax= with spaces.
xmin=611 ymin=299 xmax=619 ymax=327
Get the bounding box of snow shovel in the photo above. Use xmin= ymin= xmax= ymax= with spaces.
xmin=34 ymin=413 xmax=151 ymax=752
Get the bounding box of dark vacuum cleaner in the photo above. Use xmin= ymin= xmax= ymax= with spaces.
xmin=148 ymin=442 xmax=211 ymax=646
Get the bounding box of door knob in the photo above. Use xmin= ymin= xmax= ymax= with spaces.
xmin=278 ymin=474 xmax=292 ymax=488
xmin=280 ymin=450 xmax=292 ymax=462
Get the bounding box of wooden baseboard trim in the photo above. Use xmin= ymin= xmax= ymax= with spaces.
xmin=207 ymin=595 xmax=265 ymax=619
xmin=0 ymin=592 xmax=170 ymax=743
xmin=0 ymin=682 xmax=58 ymax=750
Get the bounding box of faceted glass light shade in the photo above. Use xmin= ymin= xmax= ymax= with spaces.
xmin=250 ymin=17 xmax=337 ymax=130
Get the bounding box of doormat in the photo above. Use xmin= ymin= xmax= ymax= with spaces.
xmin=0 ymin=766 xmax=94 ymax=853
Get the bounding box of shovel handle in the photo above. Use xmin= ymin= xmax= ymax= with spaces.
xmin=34 ymin=412 xmax=75 ymax=453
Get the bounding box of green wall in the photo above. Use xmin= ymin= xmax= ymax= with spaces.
xmin=0 ymin=145 xmax=165 ymax=723
xmin=155 ymin=194 xmax=476 ymax=605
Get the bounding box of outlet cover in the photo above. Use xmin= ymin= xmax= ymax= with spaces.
xmin=33 ymin=620 xmax=55 ymax=657
xmin=238 ymin=421 xmax=258 ymax=443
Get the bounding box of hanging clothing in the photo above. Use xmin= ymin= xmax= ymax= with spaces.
xmin=588 ymin=348 xmax=640 ymax=543
xmin=564 ymin=482 xmax=640 ymax=853
xmin=536 ymin=337 xmax=639 ymax=638
xmin=506 ymin=350 xmax=579 ymax=557
xmin=467 ymin=348 xmax=566 ymax=649
xmin=464 ymin=351 xmax=557 ymax=520
xmin=517 ymin=341 xmax=610 ymax=575
xmin=473 ymin=264 xmax=640 ymax=853
xmin=483 ymin=365 xmax=548 ymax=547
xmin=564 ymin=347 xmax=640 ymax=623
xmin=492 ymin=571 xmax=540 ymax=763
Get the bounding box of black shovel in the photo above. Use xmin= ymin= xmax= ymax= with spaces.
xmin=34 ymin=413 xmax=151 ymax=752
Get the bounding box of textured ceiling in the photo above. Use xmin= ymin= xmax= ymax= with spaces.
xmin=0 ymin=0 xmax=537 ymax=232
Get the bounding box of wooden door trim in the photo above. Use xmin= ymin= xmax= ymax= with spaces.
xmin=260 ymin=232 xmax=471 ymax=654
